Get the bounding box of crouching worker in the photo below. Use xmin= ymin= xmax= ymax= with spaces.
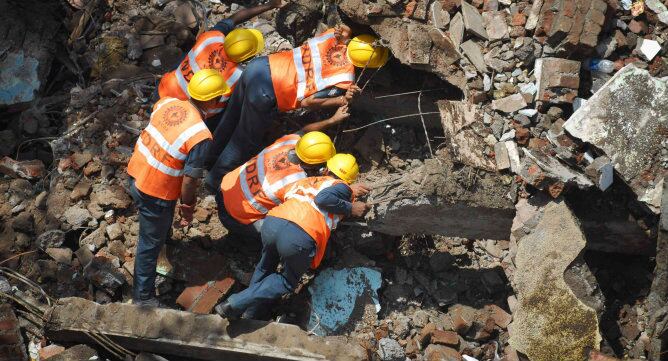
xmin=217 ymin=129 xmax=341 ymax=239
xmin=215 ymin=154 xmax=371 ymax=319
xmin=127 ymin=69 xmax=227 ymax=306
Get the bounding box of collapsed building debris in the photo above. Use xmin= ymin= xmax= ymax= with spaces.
xmin=564 ymin=64 xmax=668 ymax=213
xmin=45 ymin=297 xmax=368 ymax=361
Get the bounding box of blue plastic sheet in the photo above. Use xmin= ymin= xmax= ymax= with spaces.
xmin=307 ymin=267 xmax=382 ymax=336
xmin=0 ymin=51 xmax=40 ymax=106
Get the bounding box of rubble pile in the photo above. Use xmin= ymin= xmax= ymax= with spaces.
xmin=0 ymin=0 xmax=667 ymax=360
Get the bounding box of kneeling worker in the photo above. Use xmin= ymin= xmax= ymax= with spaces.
xmin=218 ymin=107 xmax=350 ymax=238
xmin=158 ymin=0 xmax=284 ymax=128
xmin=127 ymin=69 xmax=227 ymax=306
xmin=215 ymin=153 xmax=371 ymax=319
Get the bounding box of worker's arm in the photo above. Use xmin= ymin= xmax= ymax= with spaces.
xmin=315 ymin=183 xmax=354 ymax=216
xmin=230 ymin=0 xmax=284 ymax=25
xmin=302 ymin=104 xmax=350 ymax=133
xmin=301 ymin=84 xmax=360 ymax=110
xmin=178 ymin=140 xmax=211 ymax=225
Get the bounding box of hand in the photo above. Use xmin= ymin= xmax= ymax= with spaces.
xmin=177 ymin=204 xmax=195 ymax=227
xmin=269 ymin=0 xmax=285 ymax=9
xmin=330 ymin=104 xmax=350 ymax=124
xmin=350 ymin=183 xmax=370 ymax=198
xmin=350 ymin=201 xmax=370 ymax=217
xmin=334 ymin=25 xmax=351 ymax=43
xmin=345 ymin=84 xmax=361 ymax=102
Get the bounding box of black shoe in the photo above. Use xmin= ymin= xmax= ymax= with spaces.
xmin=214 ymin=301 xmax=240 ymax=320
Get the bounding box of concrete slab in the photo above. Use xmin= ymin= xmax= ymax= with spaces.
xmin=509 ymin=201 xmax=601 ymax=361
xmin=439 ymin=100 xmax=496 ymax=171
xmin=45 ymin=298 xmax=367 ymax=361
xmin=564 ymin=65 xmax=668 ymax=211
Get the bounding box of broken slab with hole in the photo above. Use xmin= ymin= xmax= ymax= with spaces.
xmin=45 ymin=297 xmax=367 ymax=361
xmin=508 ymin=200 xmax=602 ymax=361
xmin=564 ymin=65 xmax=668 ymax=212
xmin=365 ymin=155 xmax=515 ymax=240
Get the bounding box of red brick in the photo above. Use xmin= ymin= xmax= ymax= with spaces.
xmin=176 ymin=278 xmax=235 ymax=314
xmin=511 ymin=13 xmax=526 ymax=26
xmin=628 ymin=20 xmax=647 ymax=34
xmin=485 ymin=304 xmax=512 ymax=329
xmin=425 ymin=345 xmax=462 ymax=361
xmin=431 ymin=330 xmax=460 ymax=347
xmin=417 ymin=323 xmax=436 ymax=346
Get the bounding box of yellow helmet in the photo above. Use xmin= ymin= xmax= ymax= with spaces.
xmin=224 ymin=28 xmax=265 ymax=63
xmin=295 ymin=131 xmax=336 ymax=165
xmin=327 ymin=153 xmax=359 ymax=184
xmin=187 ymin=69 xmax=229 ymax=101
xmin=346 ymin=34 xmax=389 ymax=68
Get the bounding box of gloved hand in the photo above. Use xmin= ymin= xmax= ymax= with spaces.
xmin=178 ymin=203 xmax=195 ymax=227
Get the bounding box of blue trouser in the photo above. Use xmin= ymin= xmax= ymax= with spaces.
xmin=206 ymin=56 xmax=278 ymax=192
xmin=215 ymin=191 xmax=262 ymax=240
xmin=227 ymin=216 xmax=315 ymax=318
xmin=128 ymin=179 xmax=176 ymax=301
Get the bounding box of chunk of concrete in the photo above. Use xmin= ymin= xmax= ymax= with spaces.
xmin=431 ymin=1 xmax=451 ymax=29
xmin=460 ymin=40 xmax=488 ymax=73
xmin=494 ymin=142 xmax=511 ymax=171
xmin=439 ymin=100 xmax=496 ymax=171
xmin=407 ymin=23 xmax=433 ymax=65
xmin=483 ymin=11 xmax=508 ymax=40
xmin=564 ymin=65 xmax=668 ymax=210
xmin=584 ymin=156 xmax=614 ymax=191
xmin=450 ymin=12 xmax=465 ymax=48
xmin=461 ymin=0 xmax=489 ymax=40
xmin=45 ymin=297 xmax=367 ymax=361
xmin=508 ymin=201 xmax=601 ymax=361
xmin=492 ymin=93 xmax=527 ymax=113
xmin=519 ymin=148 xmax=593 ymax=197
xmin=366 ymin=157 xmax=515 ymax=240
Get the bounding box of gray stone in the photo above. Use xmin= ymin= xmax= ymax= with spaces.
xmin=449 ymin=12 xmax=465 ymax=48
xmin=525 ymin=0 xmax=543 ymax=30
xmin=37 ymin=230 xmax=65 ymax=249
xmin=494 ymin=142 xmax=511 ymax=171
xmin=564 ymin=65 xmax=668 ymax=209
xmin=377 ymin=338 xmax=405 ymax=361
xmin=63 ymin=206 xmax=93 ymax=228
xmin=408 ymin=23 xmax=433 ymax=65
xmin=508 ymin=200 xmax=601 ymax=361
xmin=483 ymin=11 xmax=508 ymax=40
xmin=461 ymin=1 xmax=489 ymax=40
xmin=106 ymin=223 xmax=124 ymax=241
xmin=80 ymin=223 xmax=107 ymax=251
xmin=535 ymin=57 xmax=581 ymax=104
xmin=492 ymin=93 xmax=527 ymax=113
xmin=460 ymin=40 xmax=488 ymax=73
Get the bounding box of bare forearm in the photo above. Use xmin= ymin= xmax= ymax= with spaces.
xmin=180 ymin=176 xmax=199 ymax=206
xmin=302 ymin=118 xmax=336 ymax=133
xmin=230 ymin=4 xmax=273 ymax=24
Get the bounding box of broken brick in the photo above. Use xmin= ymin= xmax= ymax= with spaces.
xmin=176 ymin=278 xmax=235 ymax=314
xmin=431 ymin=330 xmax=460 ymax=347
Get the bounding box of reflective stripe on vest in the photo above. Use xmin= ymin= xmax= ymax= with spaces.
xmin=127 ymin=98 xmax=212 ymax=200
xmin=293 ymin=32 xmax=354 ymax=101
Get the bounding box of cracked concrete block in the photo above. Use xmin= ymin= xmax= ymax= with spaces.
xmin=45 ymin=297 xmax=367 ymax=361
xmin=508 ymin=200 xmax=601 ymax=361
xmin=439 ymin=100 xmax=496 ymax=171
xmin=407 ymin=23 xmax=433 ymax=65
xmin=519 ymin=148 xmax=593 ymax=197
xmin=564 ymin=65 xmax=668 ymax=211
xmin=366 ymin=157 xmax=515 ymax=240
xmin=450 ymin=12 xmax=465 ymax=48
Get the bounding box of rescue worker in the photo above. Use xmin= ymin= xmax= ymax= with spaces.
xmin=214 ymin=153 xmax=371 ymax=319
xmin=158 ymin=0 xmax=284 ymax=129
xmin=127 ymin=69 xmax=227 ymax=306
xmin=218 ymin=125 xmax=346 ymax=239
xmin=205 ymin=26 xmax=389 ymax=191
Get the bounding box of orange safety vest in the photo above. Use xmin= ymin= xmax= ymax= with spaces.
xmin=268 ymin=29 xmax=355 ymax=112
xmin=158 ymin=30 xmax=244 ymax=119
xmin=127 ymin=98 xmax=212 ymax=201
xmin=221 ymin=134 xmax=306 ymax=224
xmin=268 ymin=176 xmax=351 ymax=269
